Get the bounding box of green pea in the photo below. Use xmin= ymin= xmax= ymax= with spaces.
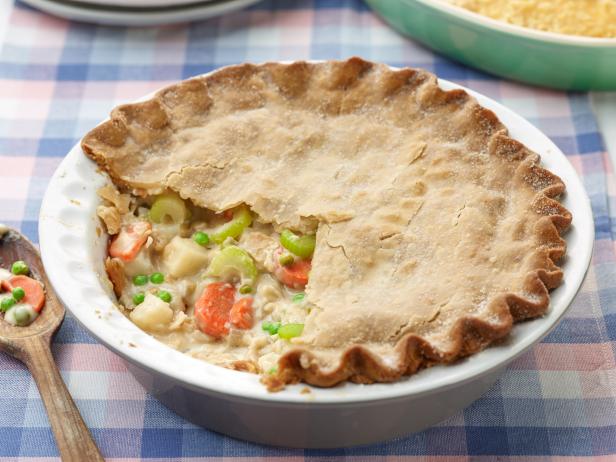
xmin=11 ymin=260 xmax=29 ymax=275
xmin=13 ymin=306 xmax=31 ymax=326
xmin=292 ymin=292 xmax=305 ymax=303
xmin=278 ymin=323 xmax=304 ymax=340
xmin=12 ymin=287 xmax=25 ymax=301
xmin=278 ymin=254 xmax=294 ymax=267
xmin=150 ymin=272 xmax=164 ymax=284
xmin=193 ymin=231 xmax=210 ymax=246
xmin=132 ymin=292 xmax=145 ymax=305
xmin=1 ymin=297 xmax=16 ymax=312
xmin=262 ymin=321 xmax=281 ymax=335
xmin=157 ymin=291 xmax=172 ymax=303
xmin=132 ymin=275 xmax=148 ymax=286
xmin=239 ymin=284 xmax=252 ymax=295
xmin=268 ymin=367 xmax=278 ymax=375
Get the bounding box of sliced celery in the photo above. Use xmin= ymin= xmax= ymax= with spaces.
xmin=278 ymin=323 xmax=304 ymax=340
xmin=207 ymin=245 xmax=258 ymax=282
xmin=292 ymin=292 xmax=305 ymax=303
xmin=211 ymin=205 xmax=252 ymax=244
xmin=149 ymin=193 xmax=188 ymax=224
xmin=279 ymin=229 xmax=316 ymax=258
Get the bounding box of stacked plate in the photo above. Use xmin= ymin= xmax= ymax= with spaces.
xmin=20 ymin=0 xmax=262 ymax=26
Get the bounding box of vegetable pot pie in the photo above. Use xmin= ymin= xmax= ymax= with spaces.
xmin=82 ymin=58 xmax=571 ymax=390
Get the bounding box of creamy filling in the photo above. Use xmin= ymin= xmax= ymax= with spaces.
xmin=3 ymin=300 xmax=38 ymax=326
xmin=0 ymin=263 xmax=44 ymax=327
xmin=102 ymin=189 xmax=315 ymax=374
xmin=0 ymin=268 xmax=12 ymax=283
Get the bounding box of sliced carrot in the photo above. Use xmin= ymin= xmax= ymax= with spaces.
xmin=230 ymin=297 xmax=254 ymax=330
xmin=109 ymin=221 xmax=151 ymax=262
xmin=194 ymin=282 xmax=235 ymax=338
xmin=275 ymin=257 xmax=311 ymax=289
xmin=5 ymin=275 xmax=45 ymax=312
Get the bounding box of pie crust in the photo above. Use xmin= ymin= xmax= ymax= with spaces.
xmin=82 ymin=58 xmax=571 ymax=389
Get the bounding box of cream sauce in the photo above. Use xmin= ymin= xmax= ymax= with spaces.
xmin=107 ymin=196 xmax=312 ymax=374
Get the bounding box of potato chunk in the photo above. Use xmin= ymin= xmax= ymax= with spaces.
xmin=123 ymin=248 xmax=155 ymax=277
xmin=162 ymin=236 xmax=209 ymax=278
xmin=130 ymin=293 xmax=173 ymax=332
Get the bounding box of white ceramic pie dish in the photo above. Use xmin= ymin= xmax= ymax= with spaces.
xmin=38 ymin=66 xmax=594 ymax=448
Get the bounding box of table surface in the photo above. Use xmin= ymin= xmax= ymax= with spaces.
xmin=0 ymin=1 xmax=615 ymax=460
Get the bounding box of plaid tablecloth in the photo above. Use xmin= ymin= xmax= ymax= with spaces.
xmin=0 ymin=0 xmax=615 ymax=460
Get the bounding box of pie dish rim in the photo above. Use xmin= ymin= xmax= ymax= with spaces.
xmin=38 ymin=62 xmax=594 ymax=404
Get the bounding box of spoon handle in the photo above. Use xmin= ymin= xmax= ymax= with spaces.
xmin=21 ymin=336 xmax=104 ymax=462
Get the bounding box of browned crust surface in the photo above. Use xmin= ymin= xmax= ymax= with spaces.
xmin=82 ymin=58 xmax=571 ymax=390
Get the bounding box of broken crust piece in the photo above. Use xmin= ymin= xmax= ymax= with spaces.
xmin=82 ymin=58 xmax=571 ymax=389
xmin=97 ymin=205 xmax=122 ymax=235
xmin=98 ymin=184 xmax=131 ymax=213
xmin=96 ymin=184 xmax=132 ymax=235
xmin=105 ymin=257 xmax=125 ymax=298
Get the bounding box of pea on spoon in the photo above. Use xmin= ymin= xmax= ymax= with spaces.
xmin=0 ymin=226 xmax=103 ymax=461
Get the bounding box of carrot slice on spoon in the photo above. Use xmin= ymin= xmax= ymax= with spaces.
xmin=3 ymin=275 xmax=45 ymax=312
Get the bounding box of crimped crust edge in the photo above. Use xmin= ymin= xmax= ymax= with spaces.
xmin=80 ymin=58 xmax=571 ymax=391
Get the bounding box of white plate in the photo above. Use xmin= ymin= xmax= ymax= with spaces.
xmin=20 ymin=0 xmax=261 ymax=26
xmin=38 ymin=65 xmax=594 ymax=447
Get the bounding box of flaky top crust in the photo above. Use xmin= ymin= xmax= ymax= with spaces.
xmin=82 ymin=58 xmax=571 ymax=389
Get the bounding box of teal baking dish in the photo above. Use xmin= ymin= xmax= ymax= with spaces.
xmin=365 ymin=0 xmax=616 ymax=90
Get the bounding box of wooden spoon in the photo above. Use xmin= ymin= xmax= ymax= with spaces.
xmin=0 ymin=227 xmax=103 ymax=461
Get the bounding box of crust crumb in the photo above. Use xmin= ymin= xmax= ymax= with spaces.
xmin=228 ymin=360 xmax=258 ymax=374
xmin=105 ymin=257 xmax=125 ymax=297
